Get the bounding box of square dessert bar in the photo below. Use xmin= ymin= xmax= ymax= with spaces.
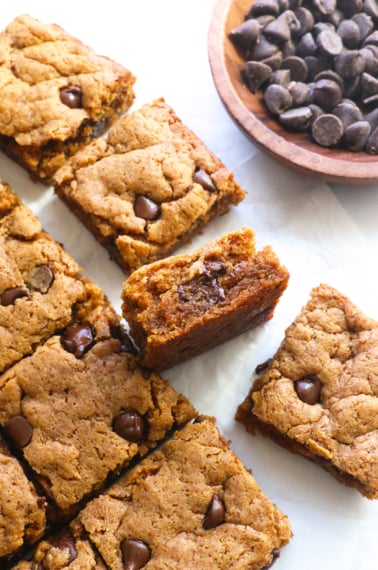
xmin=0 ymin=433 xmax=46 ymax=561
xmin=0 ymin=14 xmax=135 ymax=183
xmin=0 ymin=300 xmax=196 ymax=513
xmin=121 ymin=227 xmax=289 ymax=371
xmin=53 ymin=98 xmax=246 ymax=273
xmin=78 ymin=417 xmax=291 ymax=570
xmin=9 ymin=519 xmax=107 ymax=570
xmin=0 ymin=182 xmax=107 ymax=375
xmin=236 ymin=284 xmax=378 ymax=499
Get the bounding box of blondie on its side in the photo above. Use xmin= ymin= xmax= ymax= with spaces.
xmin=122 ymin=227 xmax=289 ymax=371
xmin=53 ymin=98 xmax=246 ymax=273
xmin=79 ymin=417 xmax=291 ymax=570
xmin=0 ymin=433 xmax=46 ymax=561
xmin=236 ymin=283 xmax=378 ymax=499
xmin=0 ymin=301 xmax=196 ymax=513
xmin=0 ymin=14 xmax=135 ymax=182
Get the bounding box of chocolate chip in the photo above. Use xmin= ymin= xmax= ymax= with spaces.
xmin=312 ymin=113 xmax=344 ymax=146
xmin=192 ymin=168 xmax=217 ymax=192
xmin=279 ymin=106 xmax=313 ymax=129
xmin=250 ymin=0 xmax=280 ymax=17
xmin=316 ymin=29 xmax=343 ymax=56
xmin=264 ymin=12 xmax=295 ymax=42
xmin=313 ymin=78 xmax=343 ymax=111
xmin=264 ymin=84 xmax=293 ymax=115
xmin=262 ymin=548 xmax=281 ymax=569
xmin=294 ymin=375 xmax=321 ymax=404
xmin=229 ymin=19 xmax=261 ymax=51
xmin=243 ymin=61 xmax=273 ymax=93
xmin=113 ymin=411 xmax=145 ymax=443
xmin=110 ymin=325 xmax=138 ymax=354
xmin=0 ymin=286 xmax=29 ymax=306
xmin=134 ymin=196 xmax=161 ymax=221
xmin=344 ymin=120 xmax=371 ymax=150
xmin=5 ymin=415 xmax=33 ymax=448
xmin=59 ymin=85 xmax=83 ymax=108
xmin=281 ymin=55 xmax=308 ymax=81
xmin=203 ymin=494 xmax=225 ymax=529
xmin=26 ymin=265 xmax=54 ymax=294
xmin=337 ymin=19 xmax=361 ymax=48
xmin=61 ymin=324 xmax=94 ymax=358
xmin=51 ymin=531 xmax=77 ymax=565
xmin=121 ymin=539 xmax=151 ymax=570
xmin=250 ymin=35 xmax=281 ymax=61
xmin=335 ymin=50 xmax=365 ymax=79
xmin=255 ymin=358 xmax=273 ymax=374
xmin=333 ymin=100 xmax=363 ymax=127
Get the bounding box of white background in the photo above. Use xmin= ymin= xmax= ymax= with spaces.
xmin=1 ymin=2 xmax=378 ymax=568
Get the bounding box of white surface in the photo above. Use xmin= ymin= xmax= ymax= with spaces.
xmin=1 ymin=2 xmax=378 ymax=568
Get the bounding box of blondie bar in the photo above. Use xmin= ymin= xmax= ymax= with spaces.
xmin=0 ymin=433 xmax=46 ymax=561
xmin=0 ymin=182 xmax=106 ymax=375
xmin=0 ymin=14 xmax=135 ymax=182
xmin=0 ymin=301 xmax=196 ymax=513
xmin=53 ymin=98 xmax=246 ymax=273
xmin=79 ymin=416 xmax=291 ymax=570
xmin=122 ymin=227 xmax=289 ymax=370
xmin=236 ymin=284 xmax=378 ymax=499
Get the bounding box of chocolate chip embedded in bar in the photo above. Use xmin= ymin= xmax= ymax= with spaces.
xmin=0 ymin=14 xmax=135 ymax=182
xmin=53 ymin=98 xmax=246 ymax=273
xmin=78 ymin=417 xmax=291 ymax=570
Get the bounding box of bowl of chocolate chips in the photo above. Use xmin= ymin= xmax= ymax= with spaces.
xmin=208 ymin=0 xmax=378 ymax=183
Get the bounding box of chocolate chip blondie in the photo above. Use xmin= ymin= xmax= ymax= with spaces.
xmin=0 ymin=14 xmax=135 ymax=182
xmin=236 ymin=283 xmax=378 ymax=499
xmin=78 ymin=416 xmax=291 ymax=570
xmin=121 ymin=227 xmax=289 ymax=371
xmin=53 ymin=98 xmax=246 ymax=273
xmin=0 ymin=300 xmax=196 ymax=513
xmin=0 ymin=182 xmax=106 ymax=375
xmin=0 ymin=433 xmax=46 ymax=560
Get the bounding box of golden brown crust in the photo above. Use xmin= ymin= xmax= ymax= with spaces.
xmin=236 ymin=284 xmax=378 ymax=499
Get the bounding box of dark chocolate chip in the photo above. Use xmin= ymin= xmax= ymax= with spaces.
xmin=51 ymin=531 xmax=77 ymax=565
xmin=243 ymin=61 xmax=273 ymax=93
xmin=288 ymin=81 xmax=311 ymax=105
xmin=313 ymin=79 xmax=343 ymax=111
xmin=294 ymin=375 xmax=321 ymax=404
xmin=332 ymin=100 xmax=363 ymax=127
xmin=281 ymin=55 xmax=308 ymax=81
xmin=352 ymin=12 xmax=374 ymax=40
xmin=110 ymin=325 xmax=138 ymax=354
xmin=316 ymin=29 xmax=343 ymax=57
xmin=134 ymin=195 xmax=161 ymax=221
xmin=312 ymin=114 xmax=344 ymax=146
xmin=313 ymin=0 xmax=337 ymax=15
xmin=262 ymin=548 xmax=281 ymax=569
xmin=113 ymin=411 xmax=145 ymax=443
xmin=296 ymin=32 xmax=318 ymax=57
xmin=279 ymin=106 xmax=313 ymax=130
xmin=0 ymin=286 xmax=29 ymax=306
xmin=229 ymin=19 xmax=261 ymax=51
xmin=264 ymin=84 xmax=293 ymax=115
xmin=250 ymin=35 xmax=280 ymax=61
xmin=192 ymin=169 xmax=217 ymax=192
xmin=344 ymin=120 xmax=371 ymax=150
xmin=342 ymin=0 xmax=364 ymax=17
xmin=255 ymin=358 xmax=273 ymax=374
xmin=59 ymin=85 xmax=82 ymax=108
xmin=294 ymin=7 xmax=315 ymax=36
xmin=337 ymin=19 xmax=361 ymax=48
xmin=26 ymin=265 xmax=54 ymax=294
xmin=121 ymin=538 xmax=151 ymax=570
xmin=264 ymin=11 xmax=295 ymax=42
xmin=250 ymin=0 xmax=280 ymax=17
xmin=365 ymin=124 xmax=378 ymax=153
xmin=5 ymin=415 xmax=33 ymax=448
xmin=335 ymin=50 xmax=365 ymax=79
xmin=203 ymin=494 xmax=226 ymax=529
xmin=61 ymin=324 xmax=94 ymax=358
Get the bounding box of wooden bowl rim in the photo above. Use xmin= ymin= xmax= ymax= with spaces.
xmin=208 ymin=0 xmax=378 ymax=184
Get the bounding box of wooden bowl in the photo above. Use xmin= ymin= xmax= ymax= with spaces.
xmin=208 ymin=0 xmax=378 ymax=184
